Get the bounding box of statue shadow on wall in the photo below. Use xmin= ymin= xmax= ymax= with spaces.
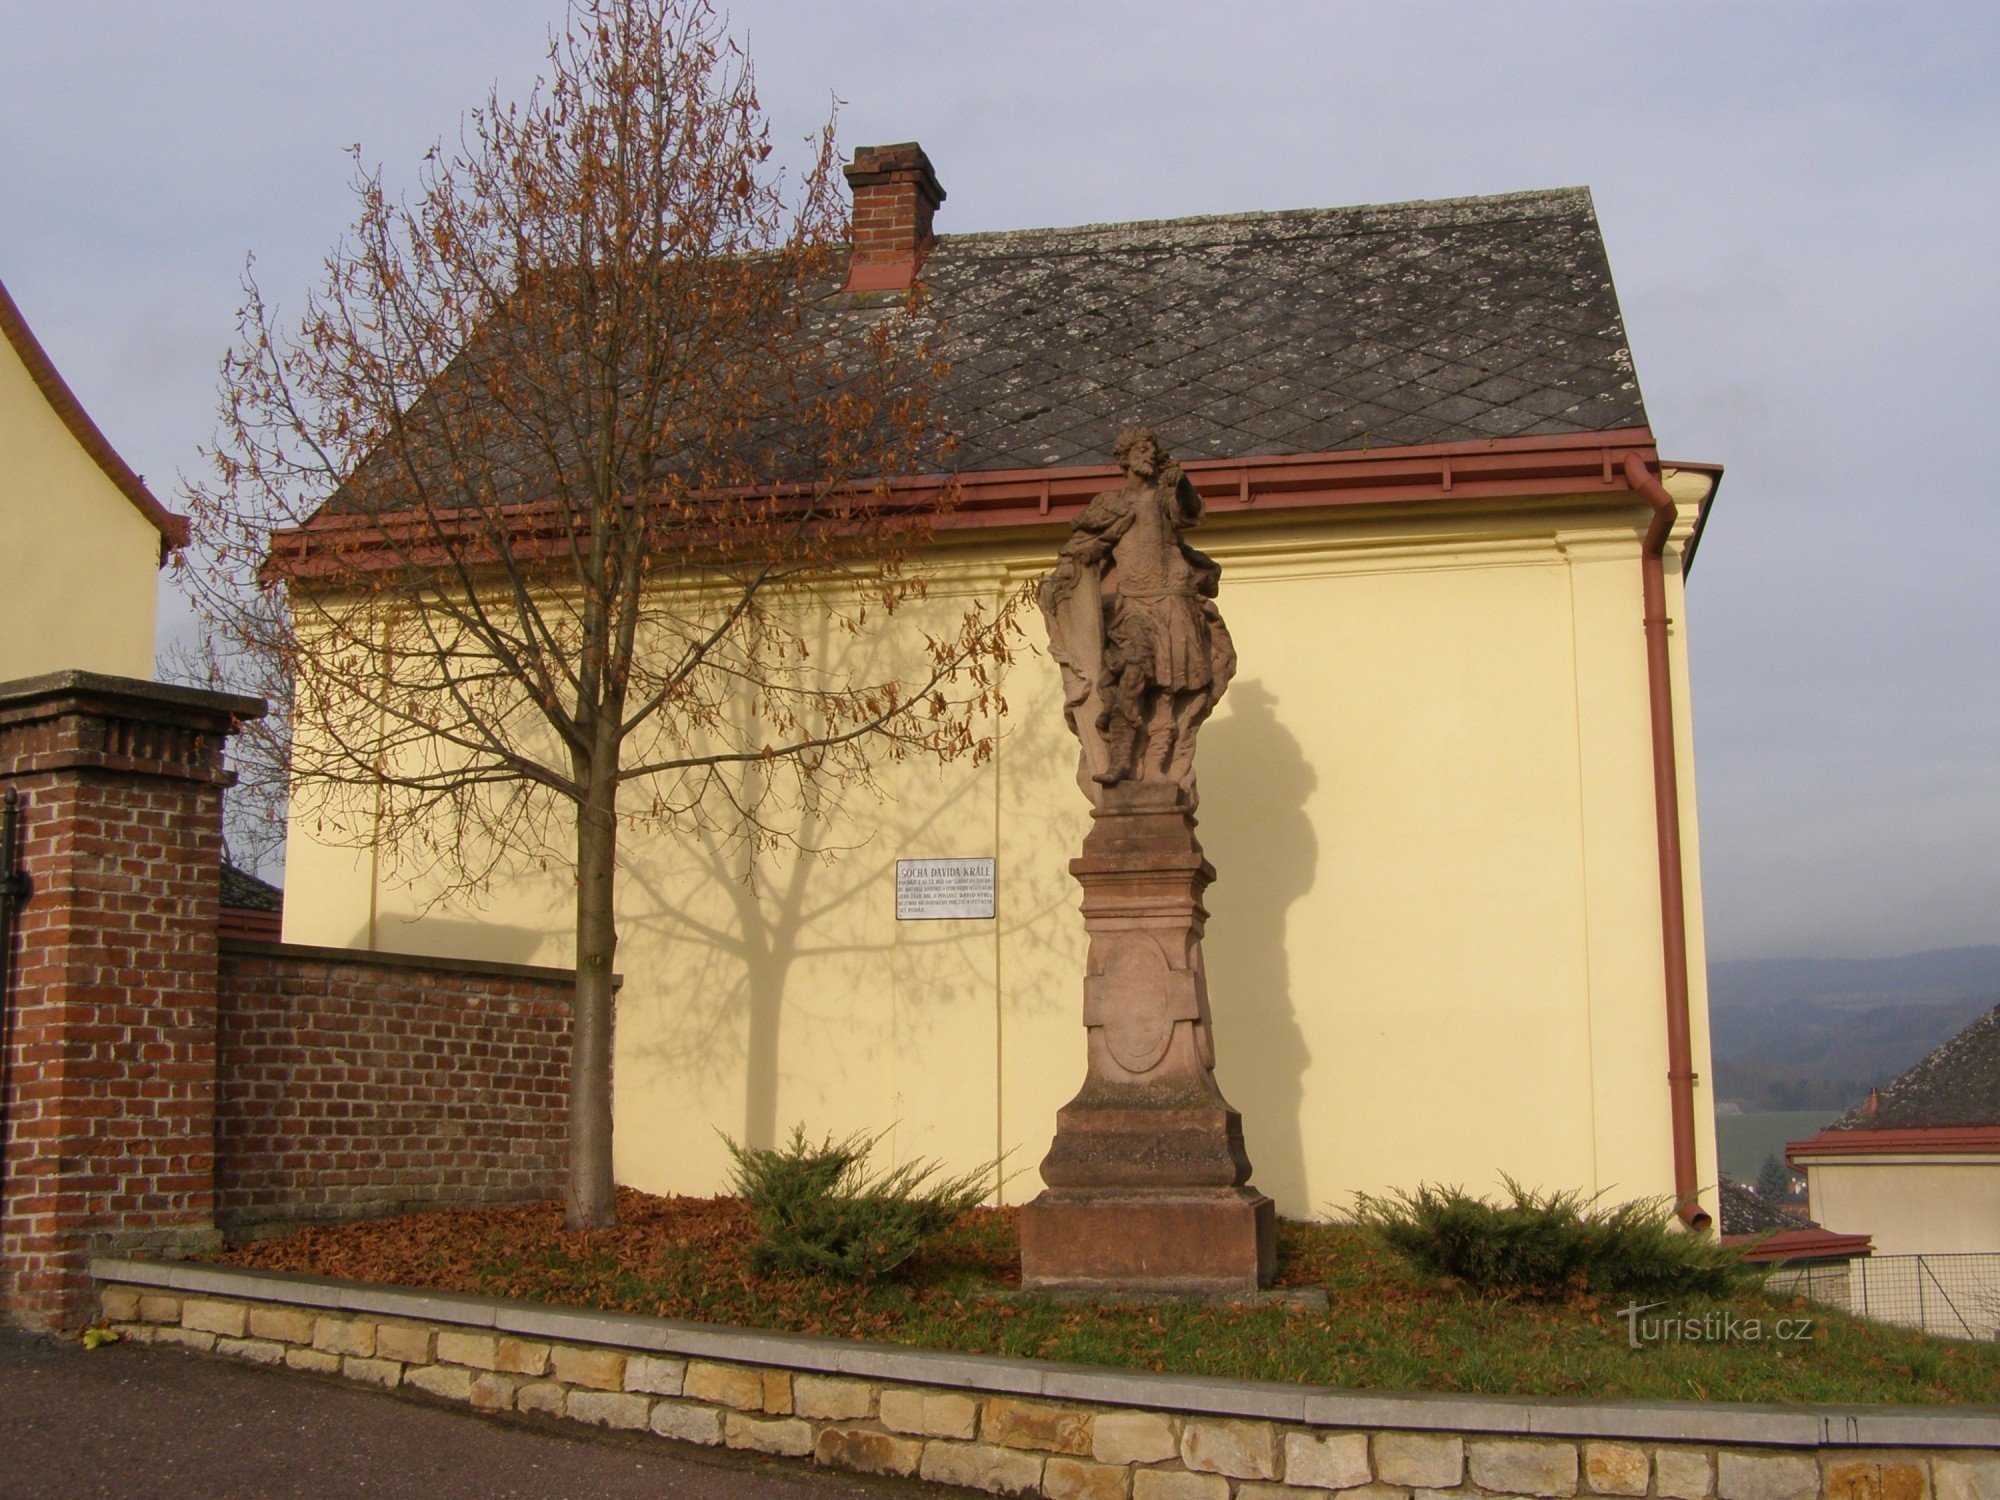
xmin=1197 ymin=678 xmax=1318 ymax=1218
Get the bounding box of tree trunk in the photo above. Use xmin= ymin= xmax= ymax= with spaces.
xmin=567 ymin=768 xmax=620 ymax=1228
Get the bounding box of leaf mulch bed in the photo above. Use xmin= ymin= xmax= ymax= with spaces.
xmin=216 ymin=1188 xmax=2000 ymax=1406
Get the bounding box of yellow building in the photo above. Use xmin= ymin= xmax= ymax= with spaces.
xmin=281 ymin=147 xmax=1726 ymax=1225
xmin=0 ymin=278 xmax=181 ymax=681
xmin=1790 ymin=1007 xmax=2000 ymax=1258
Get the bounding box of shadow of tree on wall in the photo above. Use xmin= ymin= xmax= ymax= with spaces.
xmin=1198 ymin=678 xmax=1319 ymax=1218
xmin=611 ymin=614 xmax=1076 ymax=1168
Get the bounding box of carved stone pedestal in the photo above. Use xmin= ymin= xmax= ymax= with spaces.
xmin=1018 ymin=783 xmax=1275 ymax=1295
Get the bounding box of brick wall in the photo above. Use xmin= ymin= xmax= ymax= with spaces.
xmin=0 ymin=671 xmax=582 ymax=1331
xmin=0 ymin=673 xmax=254 ymax=1329
xmin=214 ymin=942 xmax=572 ymax=1234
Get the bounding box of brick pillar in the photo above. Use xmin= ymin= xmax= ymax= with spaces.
xmin=0 ymin=671 xmax=262 ymax=1331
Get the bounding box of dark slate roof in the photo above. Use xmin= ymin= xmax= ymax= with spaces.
xmin=1718 ymin=1178 xmax=1816 ymax=1237
xmin=1830 ymin=1005 xmax=2000 ymax=1130
xmin=899 ymin=186 xmax=1646 ymax=471
xmin=315 ymin=185 xmax=1646 ymax=522
xmin=221 ymin=861 xmax=283 ymax=913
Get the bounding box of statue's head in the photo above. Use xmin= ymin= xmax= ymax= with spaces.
xmin=1113 ymin=427 xmax=1163 ymax=482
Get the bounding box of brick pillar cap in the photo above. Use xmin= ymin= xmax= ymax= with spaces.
xmin=843 ymin=142 xmax=945 ymax=209
xmin=0 ymin=670 xmax=265 ymax=729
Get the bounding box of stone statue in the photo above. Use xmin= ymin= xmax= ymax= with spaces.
xmin=1039 ymin=428 xmax=1236 ymax=802
xmin=1020 ymin=425 xmax=1273 ymax=1296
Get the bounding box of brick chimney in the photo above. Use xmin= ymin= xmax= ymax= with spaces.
xmin=842 ymin=142 xmax=945 ymax=293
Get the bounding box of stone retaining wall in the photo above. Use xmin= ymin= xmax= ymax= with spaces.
xmin=93 ymin=1259 xmax=2000 ymax=1500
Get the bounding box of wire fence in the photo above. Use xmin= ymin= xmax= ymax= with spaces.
xmin=1766 ymin=1253 xmax=2000 ymax=1341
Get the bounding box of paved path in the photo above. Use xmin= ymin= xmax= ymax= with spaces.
xmin=0 ymin=1328 xmax=958 ymax=1499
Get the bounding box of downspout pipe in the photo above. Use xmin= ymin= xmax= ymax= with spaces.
xmin=1622 ymin=452 xmax=1712 ymax=1232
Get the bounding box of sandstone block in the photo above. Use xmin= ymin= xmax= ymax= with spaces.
xmin=470 ymin=1373 xmax=519 ymax=1412
xmin=1240 ymin=1485 xmax=1359 ymax=1500
xmin=724 ymin=1412 xmax=814 ymax=1457
xmin=1094 ymin=1410 xmax=1178 ymax=1466
xmin=1657 ymin=1448 xmax=1716 ymax=1500
xmin=1045 ymin=1456 xmax=1130 ymax=1500
xmin=138 ymin=1294 xmax=181 ymax=1324
xmin=762 ymin=1369 xmax=794 ymax=1414
xmin=795 ymin=1373 xmax=874 ymax=1420
xmin=881 ymin=1388 xmax=981 ymax=1439
xmin=373 ymin=1323 xmax=436 ymax=1365
xmin=515 ymin=1382 xmax=567 ymax=1417
xmin=247 ymin=1307 xmax=317 ymax=1346
xmin=436 ymin=1330 xmax=501 ymax=1370
xmin=651 ymin=1402 xmax=725 ymax=1446
xmin=286 ymin=1347 xmax=341 ymax=1375
xmin=1937 ymin=1458 xmax=2000 ymax=1500
xmin=342 ymin=1355 xmax=401 ymax=1389
xmin=1836 ymin=1461 xmax=1936 ymax=1500
xmin=570 ymin=1391 xmax=651 ymax=1431
xmin=113 ymin=1325 xmax=155 ymax=1344
xmin=625 ymin=1354 xmax=687 ymax=1396
xmin=921 ymin=1440 xmax=1047 ymax=1496
xmin=313 ymin=1316 xmax=376 ymax=1357
xmin=816 ymin=1425 xmax=924 ymax=1478
xmin=182 ymin=1299 xmax=249 ymax=1338
xmin=1285 ymin=1430 xmax=1370 ymax=1490
xmin=215 ymin=1337 xmax=286 ymax=1366
xmin=1882 ymin=1464 xmax=1931 ymax=1500
xmin=1585 ymin=1442 xmax=1651 ymax=1497
xmin=1378 ymin=1433 xmax=1463 ymax=1489
xmin=1182 ymin=1418 xmax=1281 ymax=1480
xmin=551 ymin=1345 xmax=626 ymax=1391
xmin=1134 ymin=1472 xmax=1231 ymax=1500
xmin=1469 ymin=1439 xmax=1579 ymax=1498
xmin=404 ymin=1363 xmax=476 ymax=1402
xmin=154 ymin=1327 xmax=215 ymax=1353
xmin=684 ymin=1360 xmax=764 ymax=1410
xmin=100 ymin=1289 xmax=140 ymax=1323
xmin=496 ymin=1337 xmax=552 ymax=1376
xmin=985 ymin=1397 xmax=1094 ymax=1456
xmin=1718 ymin=1452 xmax=1818 ymax=1500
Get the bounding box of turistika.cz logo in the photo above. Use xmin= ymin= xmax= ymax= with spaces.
xmin=1616 ymin=1302 xmax=1814 ymax=1350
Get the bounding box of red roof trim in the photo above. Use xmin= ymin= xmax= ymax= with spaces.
xmin=218 ymin=905 xmax=283 ymax=943
xmin=1788 ymin=1125 xmax=2000 ymax=1162
xmin=1725 ymin=1227 xmax=1875 ymax=1264
xmin=0 ymin=277 xmax=187 ymax=558
xmin=269 ymin=427 xmax=1680 ymax=581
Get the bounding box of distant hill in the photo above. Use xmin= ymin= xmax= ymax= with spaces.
xmin=1708 ymin=946 xmax=2000 ymax=1112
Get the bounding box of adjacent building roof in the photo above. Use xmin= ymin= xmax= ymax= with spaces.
xmin=1718 ymin=1178 xmax=1809 ymax=1237
xmin=902 ymin=186 xmax=1647 ymax=471
xmin=1826 ymin=1004 xmax=2000 ymax=1132
xmin=221 ymin=862 xmax=284 ymax=914
xmin=0 ymin=277 xmax=186 ymax=554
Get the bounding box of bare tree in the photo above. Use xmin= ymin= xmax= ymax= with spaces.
xmin=181 ymin=0 xmax=1019 ymax=1228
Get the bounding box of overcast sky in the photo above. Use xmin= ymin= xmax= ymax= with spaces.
xmin=3 ymin=2 xmax=1995 ymax=963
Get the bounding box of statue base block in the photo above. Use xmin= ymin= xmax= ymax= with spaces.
xmin=1018 ymin=1187 xmax=1275 ymax=1297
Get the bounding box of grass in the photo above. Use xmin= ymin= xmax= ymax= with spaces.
xmin=213 ymin=1188 xmax=2000 ymax=1406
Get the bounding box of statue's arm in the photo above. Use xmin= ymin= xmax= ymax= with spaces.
xmin=1164 ymin=460 xmax=1204 ymax=527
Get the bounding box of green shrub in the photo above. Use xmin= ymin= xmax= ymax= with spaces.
xmin=1351 ymin=1178 xmax=1748 ymax=1301
xmin=724 ymin=1126 xmax=994 ymax=1282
